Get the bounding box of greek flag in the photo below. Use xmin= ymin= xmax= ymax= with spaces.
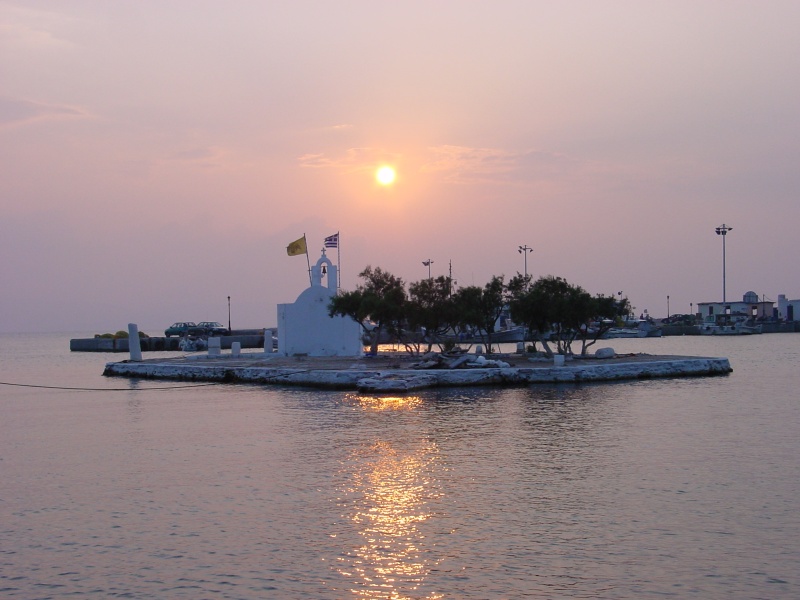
xmin=324 ymin=233 xmax=339 ymax=248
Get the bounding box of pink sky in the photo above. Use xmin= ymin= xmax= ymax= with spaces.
xmin=2 ymin=1 xmax=799 ymax=333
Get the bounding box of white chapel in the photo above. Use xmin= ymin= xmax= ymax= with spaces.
xmin=276 ymin=250 xmax=363 ymax=356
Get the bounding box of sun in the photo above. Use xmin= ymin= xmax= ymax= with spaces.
xmin=376 ymin=165 xmax=396 ymax=186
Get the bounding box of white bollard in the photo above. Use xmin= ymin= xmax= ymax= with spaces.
xmin=128 ymin=323 xmax=142 ymax=362
xmin=264 ymin=330 xmax=276 ymax=355
xmin=553 ymin=354 xmax=565 ymax=367
xmin=231 ymin=341 xmax=241 ymax=357
xmin=207 ymin=336 xmax=221 ymax=357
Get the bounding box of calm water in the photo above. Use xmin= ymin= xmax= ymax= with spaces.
xmin=1 ymin=332 xmax=799 ymax=599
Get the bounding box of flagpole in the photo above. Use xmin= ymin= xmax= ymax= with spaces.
xmin=304 ymin=233 xmax=311 ymax=286
xmin=337 ymin=231 xmax=341 ymax=292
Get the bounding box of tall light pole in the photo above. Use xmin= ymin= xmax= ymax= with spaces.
xmin=667 ymin=295 xmax=670 ymax=319
xmin=227 ymin=296 xmax=231 ymax=332
xmin=422 ymin=259 xmax=433 ymax=280
xmin=518 ymin=245 xmax=533 ymax=279
xmin=715 ymin=224 xmax=732 ymax=304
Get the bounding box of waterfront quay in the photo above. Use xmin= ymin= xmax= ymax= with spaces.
xmin=104 ymin=351 xmax=732 ymax=392
xmin=70 ymin=331 xmax=266 ymax=352
xmin=661 ymin=322 xmax=800 ymax=335
xmin=72 ymin=323 xmax=799 ymax=353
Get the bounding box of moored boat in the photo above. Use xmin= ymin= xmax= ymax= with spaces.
xmin=604 ymin=319 xmax=663 ymax=339
xmin=699 ymin=314 xmax=762 ymax=335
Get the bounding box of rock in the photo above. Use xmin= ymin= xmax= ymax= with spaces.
xmin=413 ymin=352 xmax=449 ymax=369
xmin=447 ymin=354 xmax=473 ymax=369
xmin=527 ymin=355 xmax=550 ymax=362
xmin=356 ymin=374 xmax=437 ymax=392
xmin=595 ymin=347 xmax=616 ymax=359
xmin=415 ymin=359 xmax=441 ymax=369
xmin=357 ymin=377 xmax=408 ymax=392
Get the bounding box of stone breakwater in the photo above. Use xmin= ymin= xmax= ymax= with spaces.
xmin=103 ymin=352 xmax=732 ymax=392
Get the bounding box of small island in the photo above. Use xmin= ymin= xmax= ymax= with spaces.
xmin=103 ymin=349 xmax=732 ymax=392
xmin=104 ymin=250 xmax=732 ymax=392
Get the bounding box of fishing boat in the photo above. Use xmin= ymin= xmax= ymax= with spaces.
xmin=603 ymin=319 xmax=663 ymax=339
xmin=699 ymin=314 xmax=762 ymax=335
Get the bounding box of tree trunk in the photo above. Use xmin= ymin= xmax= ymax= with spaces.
xmin=369 ymin=325 xmax=381 ymax=355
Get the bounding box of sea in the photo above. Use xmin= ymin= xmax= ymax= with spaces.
xmin=1 ymin=332 xmax=798 ymax=599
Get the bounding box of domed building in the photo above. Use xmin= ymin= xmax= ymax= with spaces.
xmin=276 ymin=249 xmax=363 ymax=357
xmin=696 ymin=290 xmax=774 ymax=321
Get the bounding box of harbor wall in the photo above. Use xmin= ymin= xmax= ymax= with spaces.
xmin=758 ymin=321 xmax=800 ymax=333
xmin=660 ymin=322 xmax=800 ymax=336
xmin=661 ymin=325 xmax=701 ymax=336
xmin=71 ymin=334 xmax=266 ymax=352
xmin=72 ymin=323 xmax=799 ymax=351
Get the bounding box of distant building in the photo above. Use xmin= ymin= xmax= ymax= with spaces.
xmin=697 ymin=291 xmax=774 ymax=321
xmin=276 ymin=250 xmax=363 ymax=357
xmin=777 ymin=294 xmax=800 ymax=321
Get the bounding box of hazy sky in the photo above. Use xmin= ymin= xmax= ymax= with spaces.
xmin=2 ymin=1 xmax=799 ymax=333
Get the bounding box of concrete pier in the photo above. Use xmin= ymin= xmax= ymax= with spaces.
xmin=71 ymin=334 xmax=267 ymax=352
xmin=103 ymin=351 xmax=732 ymax=391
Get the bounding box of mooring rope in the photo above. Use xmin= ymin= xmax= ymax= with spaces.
xmin=0 ymin=381 xmax=220 ymax=392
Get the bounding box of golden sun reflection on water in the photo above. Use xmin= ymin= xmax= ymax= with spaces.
xmin=334 ymin=397 xmax=445 ymax=598
xmin=348 ymin=393 xmax=424 ymax=411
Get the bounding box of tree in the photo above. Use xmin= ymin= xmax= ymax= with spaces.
xmin=328 ymin=266 xmax=406 ymax=355
xmin=509 ymin=275 xmax=633 ymax=356
xmin=575 ymin=294 xmax=632 ymax=355
xmin=406 ymin=276 xmax=455 ymax=353
xmin=451 ymin=275 xmax=506 ymax=354
xmin=507 ymin=276 xmax=580 ymax=356
xmin=330 ymin=263 xmax=630 ymax=359
xmin=538 ymin=279 xmax=586 ymax=355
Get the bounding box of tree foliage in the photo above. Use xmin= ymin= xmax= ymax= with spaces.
xmin=329 ymin=264 xmax=630 ymax=357
xmin=574 ymin=294 xmax=631 ymax=354
xmin=450 ymin=276 xmax=506 ymax=353
xmin=328 ymin=266 xmax=406 ymax=355
xmin=406 ymin=276 xmax=455 ymax=353
xmin=508 ymin=275 xmax=631 ymax=356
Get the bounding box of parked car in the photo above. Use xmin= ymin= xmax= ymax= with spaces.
xmin=661 ymin=314 xmax=697 ymax=326
xmin=196 ymin=321 xmax=228 ymax=336
xmin=164 ymin=322 xmax=198 ymax=337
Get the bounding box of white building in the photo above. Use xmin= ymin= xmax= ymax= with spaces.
xmin=276 ymin=250 xmax=363 ymax=357
xmin=777 ymin=294 xmax=800 ymax=321
xmin=696 ymin=291 xmax=774 ymax=321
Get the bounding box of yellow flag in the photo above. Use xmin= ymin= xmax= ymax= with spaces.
xmin=286 ymin=236 xmax=307 ymax=256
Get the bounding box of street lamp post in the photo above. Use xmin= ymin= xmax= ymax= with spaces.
xmin=667 ymin=295 xmax=670 ymax=319
xmin=518 ymin=245 xmax=533 ymax=279
xmin=227 ymin=296 xmax=231 ymax=332
xmin=715 ymin=224 xmax=732 ymax=304
xmin=422 ymin=259 xmax=433 ymax=279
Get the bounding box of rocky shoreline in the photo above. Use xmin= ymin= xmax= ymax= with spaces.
xmin=103 ymin=350 xmax=733 ymax=392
